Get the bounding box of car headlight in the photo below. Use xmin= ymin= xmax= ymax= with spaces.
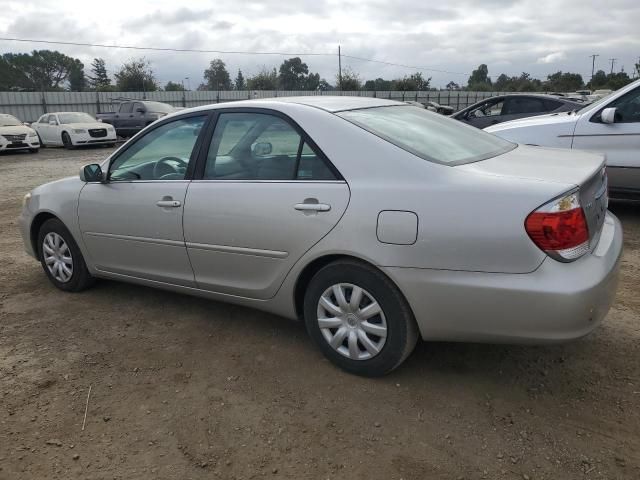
xmin=22 ymin=192 xmax=31 ymax=208
xmin=73 ymin=129 xmax=87 ymax=134
xmin=28 ymin=132 xmax=37 ymax=138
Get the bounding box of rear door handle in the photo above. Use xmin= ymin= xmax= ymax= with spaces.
xmin=294 ymin=203 xmax=331 ymax=212
xmin=156 ymin=200 xmax=181 ymax=208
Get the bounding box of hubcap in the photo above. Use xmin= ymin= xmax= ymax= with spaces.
xmin=43 ymin=232 xmax=73 ymax=283
xmin=317 ymin=283 xmax=387 ymax=361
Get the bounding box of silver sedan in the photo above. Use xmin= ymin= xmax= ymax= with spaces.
xmin=18 ymin=97 xmax=622 ymax=376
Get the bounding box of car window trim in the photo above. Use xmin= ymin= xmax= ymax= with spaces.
xmin=192 ymin=107 xmax=344 ymax=181
xmin=105 ymin=111 xmax=214 ymax=183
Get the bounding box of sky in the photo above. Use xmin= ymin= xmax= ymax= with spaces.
xmin=0 ymin=0 xmax=638 ymax=89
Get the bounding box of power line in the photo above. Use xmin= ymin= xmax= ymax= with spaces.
xmin=0 ymin=36 xmax=470 ymax=76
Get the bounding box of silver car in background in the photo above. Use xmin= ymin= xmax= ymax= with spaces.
xmin=18 ymin=97 xmax=622 ymax=376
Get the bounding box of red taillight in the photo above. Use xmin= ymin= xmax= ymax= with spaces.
xmin=525 ymin=192 xmax=590 ymax=262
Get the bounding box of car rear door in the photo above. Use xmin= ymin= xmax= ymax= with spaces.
xmin=183 ymin=109 xmax=350 ymax=300
xmin=78 ymin=113 xmax=209 ymax=285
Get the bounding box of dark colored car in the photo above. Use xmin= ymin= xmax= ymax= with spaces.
xmin=453 ymin=94 xmax=582 ymax=129
xmin=96 ymin=100 xmax=177 ymax=137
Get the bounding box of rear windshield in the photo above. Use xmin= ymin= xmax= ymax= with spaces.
xmin=144 ymin=101 xmax=175 ymax=113
xmin=337 ymin=105 xmax=516 ymax=165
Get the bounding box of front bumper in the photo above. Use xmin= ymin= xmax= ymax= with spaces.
xmin=18 ymin=208 xmax=36 ymax=258
xmin=70 ymin=131 xmax=116 ymax=145
xmin=384 ymin=212 xmax=623 ymax=343
xmin=0 ymin=138 xmax=39 ymax=151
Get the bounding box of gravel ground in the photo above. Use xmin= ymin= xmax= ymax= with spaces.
xmin=0 ymin=147 xmax=639 ymax=480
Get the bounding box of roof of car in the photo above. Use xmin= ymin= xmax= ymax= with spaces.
xmin=184 ymin=96 xmax=404 ymax=114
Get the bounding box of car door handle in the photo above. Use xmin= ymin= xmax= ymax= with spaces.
xmin=156 ymin=200 xmax=181 ymax=208
xmin=294 ymin=203 xmax=331 ymax=212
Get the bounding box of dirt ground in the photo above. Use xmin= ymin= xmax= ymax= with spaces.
xmin=0 ymin=146 xmax=638 ymax=480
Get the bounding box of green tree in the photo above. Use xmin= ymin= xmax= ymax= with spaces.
xmin=278 ymin=57 xmax=309 ymax=90
xmin=204 ymin=59 xmax=231 ymax=90
xmin=364 ymin=78 xmax=392 ymax=90
xmin=114 ymin=58 xmax=158 ymax=91
xmin=164 ymin=81 xmax=185 ymax=91
xmin=304 ymin=72 xmax=321 ymax=90
xmin=0 ymin=50 xmax=83 ymax=90
xmin=605 ymin=71 xmax=632 ymax=90
xmin=234 ymin=69 xmax=246 ymax=90
xmin=68 ymin=60 xmax=85 ymax=91
xmin=445 ymin=81 xmax=460 ymax=90
xmin=467 ymin=64 xmax=492 ymax=90
xmin=544 ymin=71 xmax=584 ymax=92
xmin=337 ymin=67 xmax=361 ymax=90
xmin=247 ymin=67 xmax=279 ymax=90
xmin=318 ymin=78 xmax=333 ymax=91
xmin=393 ymin=72 xmax=431 ymax=91
xmin=87 ymin=58 xmax=112 ymax=91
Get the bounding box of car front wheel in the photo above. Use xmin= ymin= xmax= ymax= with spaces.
xmin=303 ymin=259 xmax=418 ymax=376
xmin=61 ymin=132 xmax=75 ymax=149
xmin=37 ymin=218 xmax=95 ymax=292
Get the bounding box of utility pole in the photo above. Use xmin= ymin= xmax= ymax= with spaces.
xmin=589 ymin=54 xmax=599 ymax=78
xmin=609 ymin=58 xmax=617 ymax=75
xmin=338 ymin=45 xmax=342 ymax=92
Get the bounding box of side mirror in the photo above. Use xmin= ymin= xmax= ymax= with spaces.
xmin=49 ymin=120 xmax=56 ymax=126
xmin=80 ymin=164 xmax=105 ymax=183
xmin=251 ymin=141 xmax=273 ymax=156
xmin=601 ymin=107 xmax=617 ymax=124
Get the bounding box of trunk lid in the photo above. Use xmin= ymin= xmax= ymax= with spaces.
xmin=459 ymin=144 xmax=608 ymax=247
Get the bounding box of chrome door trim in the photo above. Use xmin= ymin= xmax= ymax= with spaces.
xmin=84 ymin=232 xmax=185 ymax=248
xmin=185 ymin=241 xmax=289 ymax=259
xmin=190 ymin=179 xmax=347 ymax=184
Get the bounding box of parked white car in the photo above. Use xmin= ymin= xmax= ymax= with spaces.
xmin=0 ymin=114 xmax=40 ymax=153
xmin=486 ymin=79 xmax=640 ymax=198
xmin=32 ymin=112 xmax=117 ymax=149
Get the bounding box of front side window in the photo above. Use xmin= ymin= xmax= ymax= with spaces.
xmin=109 ymin=116 xmax=206 ymax=181
xmin=338 ymin=105 xmax=516 ymax=165
xmin=470 ymin=99 xmax=504 ymax=118
xmin=120 ymin=103 xmax=133 ymax=113
xmin=38 ymin=115 xmax=48 ymax=124
xmin=607 ymin=87 xmax=640 ymax=123
xmin=204 ymin=112 xmax=336 ymax=180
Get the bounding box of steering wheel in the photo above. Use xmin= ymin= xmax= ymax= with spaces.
xmin=153 ymin=156 xmax=188 ymax=179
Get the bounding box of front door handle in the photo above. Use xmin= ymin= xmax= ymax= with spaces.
xmin=294 ymin=202 xmax=331 ymax=212
xmin=156 ymin=200 xmax=181 ymax=208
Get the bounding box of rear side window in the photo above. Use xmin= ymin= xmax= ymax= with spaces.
xmin=338 ymin=105 xmax=515 ymax=165
xmin=543 ymin=99 xmax=563 ymax=110
xmin=503 ymin=97 xmax=546 ymax=115
xmin=204 ymin=112 xmax=337 ymax=181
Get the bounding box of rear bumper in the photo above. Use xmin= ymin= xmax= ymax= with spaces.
xmin=384 ymin=211 xmax=623 ymax=343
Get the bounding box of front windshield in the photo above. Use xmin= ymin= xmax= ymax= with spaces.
xmin=145 ymin=102 xmax=175 ymax=113
xmin=573 ymin=91 xmax=616 ymax=113
xmin=337 ymin=105 xmax=516 ymax=165
xmin=58 ymin=113 xmax=96 ymax=124
xmin=0 ymin=115 xmax=22 ymax=127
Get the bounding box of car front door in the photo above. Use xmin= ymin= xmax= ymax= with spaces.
xmin=42 ymin=115 xmax=58 ymax=143
xmin=78 ymin=114 xmax=208 ymax=286
xmin=116 ymin=102 xmax=134 ymax=135
xmin=183 ymin=110 xmax=350 ymax=299
xmin=572 ymin=85 xmax=640 ymax=179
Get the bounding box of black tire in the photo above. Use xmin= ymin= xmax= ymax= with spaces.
xmin=303 ymin=259 xmax=418 ymax=377
xmin=37 ymin=218 xmax=95 ymax=292
xmin=29 ymin=148 xmax=39 ymax=153
xmin=61 ymin=132 xmax=74 ymax=149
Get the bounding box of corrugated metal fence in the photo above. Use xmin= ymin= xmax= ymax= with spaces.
xmin=0 ymin=90 xmax=522 ymax=122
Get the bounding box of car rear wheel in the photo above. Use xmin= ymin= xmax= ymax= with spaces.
xmin=61 ymin=132 xmax=74 ymax=149
xmin=303 ymin=259 xmax=418 ymax=376
xmin=37 ymin=218 xmax=95 ymax=292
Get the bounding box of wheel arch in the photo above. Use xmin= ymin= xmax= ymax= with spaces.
xmin=30 ymin=211 xmax=60 ymax=259
xmin=292 ymin=254 xmax=415 ymax=321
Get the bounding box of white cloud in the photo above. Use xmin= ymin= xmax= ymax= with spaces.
xmin=537 ymin=52 xmax=567 ymax=64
